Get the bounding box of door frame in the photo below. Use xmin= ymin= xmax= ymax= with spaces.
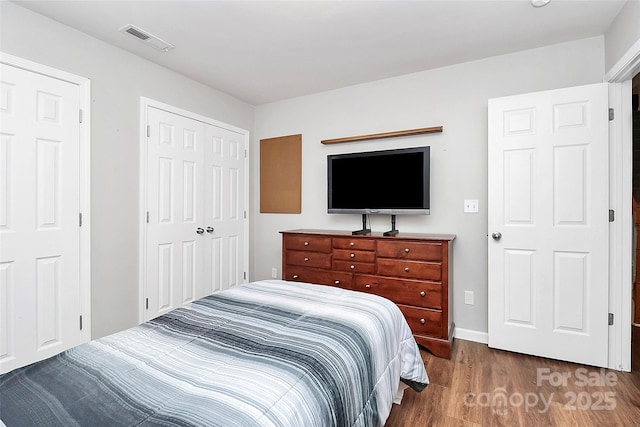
xmin=605 ymin=37 xmax=640 ymax=372
xmin=138 ymin=97 xmax=250 ymax=324
xmin=0 ymin=52 xmax=92 ymax=341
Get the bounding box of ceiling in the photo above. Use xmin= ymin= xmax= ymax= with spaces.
xmin=12 ymin=0 xmax=627 ymax=105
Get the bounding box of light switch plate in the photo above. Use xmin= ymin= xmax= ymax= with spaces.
xmin=464 ymin=199 xmax=479 ymax=213
xmin=464 ymin=291 xmax=474 ymax=305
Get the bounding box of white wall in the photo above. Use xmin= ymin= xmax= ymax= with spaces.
xmin=0 ymin=2 xmax=254 ymax=338
xmin=605 ymin=0 xmax=640 ymax=74
xmin=252 ymin=37 xmax=605 ymax=334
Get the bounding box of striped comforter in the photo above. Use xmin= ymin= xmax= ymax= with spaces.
xmin=0 ymin=280 xmax=428 ymax=427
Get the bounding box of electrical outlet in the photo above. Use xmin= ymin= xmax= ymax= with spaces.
xmin=464 ymin=291 xmax=474 ymax=305
xmin=271 ymin=268 xmax=278 ymax=279
xmin=464 ymin=199 xmax=479 ymax=213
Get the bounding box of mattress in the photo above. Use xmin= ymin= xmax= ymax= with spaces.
xmin=0 ymin=279 xmax=428 ymax=426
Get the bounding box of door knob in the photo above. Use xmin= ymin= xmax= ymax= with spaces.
xmin=196 ymin=227 xmax=205 ymax=235
xmin=206 ymin=226 xmax=214 ymax=233
xmin=491 ymin=231 xmax=502 ymax=240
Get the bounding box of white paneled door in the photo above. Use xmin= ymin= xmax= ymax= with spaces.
xmin=0 ymin=60 xmax=89 ymax=374
xmin=488 ymin=83 xmax=609 ymax=367
xmin=144 ymin=104 xmax=248 ymax=321
xmin=204 ymin=124 xmax=246 ymax=294
xmin=145 ymin=107 xmax=205 ymax=319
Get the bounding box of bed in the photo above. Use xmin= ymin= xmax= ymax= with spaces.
xmin=0 ymin=279 xmax=428 ymax=426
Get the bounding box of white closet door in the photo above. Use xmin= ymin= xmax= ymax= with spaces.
xmin=143 ymin=103 xmax=248 ymax=321
xmin=0 ymin=63 xmax=82 ymax=373
xmin=488 ymin=83 xmax=609 ymax=367
xmin=145 ymin=107 xmax=205 ymax=320
xmin=203 ymin=125 xmax=246 ymax=294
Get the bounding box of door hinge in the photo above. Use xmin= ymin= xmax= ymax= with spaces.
xmin=79 ymin=109 xmax=83 ymax=123
xmin=146 ymin=298 xmax=149 ymax=310
xmin=146 ymin=125 xmax=150 ymax=137
xmin=146 ymin=211 xmax=150 ymax=223
xmin=79 ymin=315 xmax=83 ymax=330
xmin=244 ymin=149 xmax=247 ymax=158
xmin=79 ymin=212 xmax=83 ymax=227
xmin=608 ymin=108 xmax=614 ymax=121
xmin=243 ymin=272 xmax=247 ymax=280
xmin=609 ymin=209 xmax=615 ymax=222
xmin=608 ymin=312 xmax=614 ymax=325
xmin=244 ymin=210 xmax=247 ymax=219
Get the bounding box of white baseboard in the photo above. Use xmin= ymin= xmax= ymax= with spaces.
xmin=454 ymin=328 xmax=488 ymax=344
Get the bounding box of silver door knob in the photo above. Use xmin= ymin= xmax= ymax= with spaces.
xmin=491 ymin=231 xmax=502 ymax=240
xmin=196 ymin=227 xmax=204 ymax=235
xmin=206 ymin=226 xmax=214 ymax=233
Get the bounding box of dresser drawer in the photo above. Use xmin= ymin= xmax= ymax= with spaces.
xmin=285 ymin=250 xmax=332 ymax=269
xmin=285 ymin=267 xmax=352 ymax=288
xmin=397 ymin=304 xmax=442 ymax=337
xmin=333 ymin=249 xmax=375 ymax=263
xmin=377 ymin=259 xmax=442 ymax=281
xmin=333 ymin=238 xmax=376 ymax=251
xmin=352 ymin=275 xmax=441 ymax=309
xmin=377 ymin=241 xmax=443 ymax=261
xmin=333 ymin=260 xmax=375 ymax=274
xmin=284 ymin=235 xmax=332 ymax=253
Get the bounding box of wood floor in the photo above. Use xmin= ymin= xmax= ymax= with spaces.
xmin=386 ymin=326 xmax=640 ymax=426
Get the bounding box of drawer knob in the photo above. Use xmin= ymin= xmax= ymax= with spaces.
xmin=420 ymin=318 xmax=426 ymax=325
xmin=350 ymin=265 xmax=355 ymax=270
xmin=293 ymin=274 xmax=299 ymax=279
xmin=404 ymin=248 xmax=410 ymax=253
xmin=304 ymin=241 xmax=309 ymax=246
xmin=350 ymin=253 xmax=355 ymax=258
xmin=350 ymin=242 xmax=355 ymax=247
xmin=365 ymin=284 xmax=371 ymax=289
xmin=335 ymin=280 xmax=340 ymax=285
xmin=304 ymin=257 xmax=309 ymax=262
xmin=404 ymin=267 xmax=410 ymax=272
xmin=420 ymin=291 xmax=426 ymax=297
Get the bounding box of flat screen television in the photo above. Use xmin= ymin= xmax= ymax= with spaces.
xmin=327 ymin=146 xmax=430 ymax=215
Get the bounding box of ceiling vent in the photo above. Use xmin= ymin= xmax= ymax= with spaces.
xmin=119 ymin=24 xmax=175 ymax=52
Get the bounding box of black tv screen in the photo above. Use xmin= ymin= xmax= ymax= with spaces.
xmin=327 ymin=146 xmax=430 ymax=215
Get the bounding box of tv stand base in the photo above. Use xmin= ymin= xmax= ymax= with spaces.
xmin=352 ymin=229 xmax=371 ymax=235
xmin=383 ymin=214 xmax=399 ymax=236
xmin=352 ymin=214 xmax=371 ymax=235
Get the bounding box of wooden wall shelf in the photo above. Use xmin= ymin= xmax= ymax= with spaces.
xmin=321 ymin=126 xmax=443 ymax=145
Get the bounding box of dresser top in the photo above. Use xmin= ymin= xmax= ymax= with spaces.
xmin=281 ymin=229 xmax=456 ymax=241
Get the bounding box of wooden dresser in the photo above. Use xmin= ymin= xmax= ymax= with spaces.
xmin=281 ymin=229 xmax=455 ymax=358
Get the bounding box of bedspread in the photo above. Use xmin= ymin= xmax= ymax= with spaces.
xmin=0 ymin=279 xmax=428 ymax=427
